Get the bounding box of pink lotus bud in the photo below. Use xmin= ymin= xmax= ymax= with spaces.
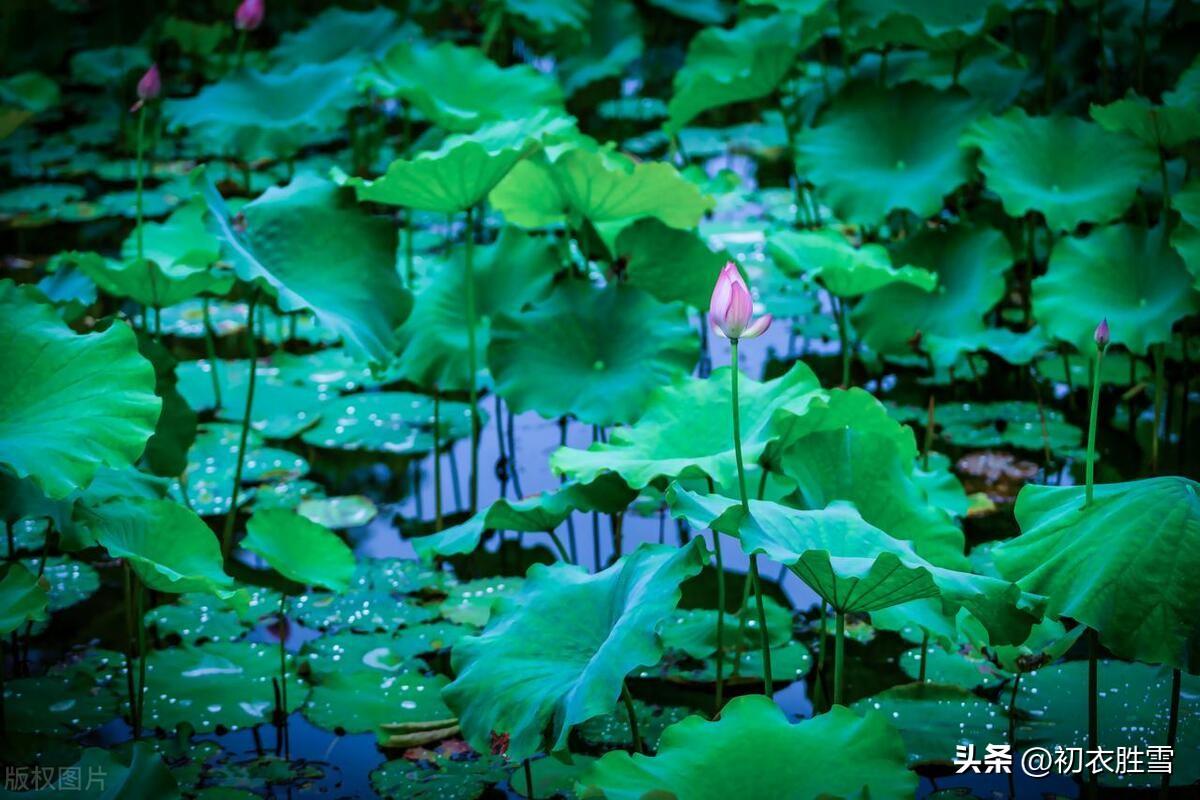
xmin=709 ymin=262 xmax=773 ymax=340
xmin=1094 ymin=318 xmax=1110 ymax=349
xmin=235 ymin=0 xmax=265 ymax=31
xmin=136 ymin=64 xmax=161 ymax=101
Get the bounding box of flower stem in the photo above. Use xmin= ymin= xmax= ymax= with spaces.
xmin=546 ymin=529 xmax=572 ymax=564
xmin=730 ymin=341 xmax=772 ymax=695
xmin=221 ymin=290 xmax=260 ymax=558
xmin=1161 ymin=668 xmax=1181 ymax=798
xmin=201 ymin=298 xmax=223 ymax=411
xmin=621 ymin=681 xmax=643 ymax=754
xmin=433 ymin=388 xmax=443 ymax=532
xmin=1088 ymin=628 xmax=1099 ymax=800
xmin=136 ymin=577 xmax=147 ymax=732
xmin=463 ymin=207 xmax=479 ymax=514
xmin=706 ymin=476 xmax=725 ymax=711
xmin=834 ymin=609 xmax=846 ymax=706
xmin=523 ymin=759 xmax=534 ymax=799
xmin=1085 ymin=343 xmax=1105 ymax=506
xmin=814 ymin=600 xmax=828 ymax=711
xmin=279 ymin=593 xmax=289 ymax=758
xmin=135 ymin=106 xmax=160 ymax=335
xmin=1007 ymin=671 xmax=1022 ymax=747
xmin=918 ymin=631 xmax=929 ymax=682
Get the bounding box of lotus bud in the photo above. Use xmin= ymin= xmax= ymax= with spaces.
xmin=1094 ymin=318 xmax=1110 ymax=350
xmin=709 ymin=262 xmax=772 ymax=340
xmin=235 ymin=0 xmax=265 ymax=31
xmin=136 ymin=64 xmax=161 ymax=101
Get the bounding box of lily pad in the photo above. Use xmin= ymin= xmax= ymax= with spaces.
xmin=297 ymin=495 xmax=377 ymax=529
xmin=300 ymin=392 xmax=473 ymax=454
xmin=242 ymin=509 xmax=355 ymax=592
xmin=660 ymin=595 xmax=793 ymax=659
xmin=577 ymin=700 xmax=690 ymax=751
xmin=852 ymin=683 xmax=1008 ymax=766
xmin=177 ymin=424 xmax=309 ymax=515
xmin=443 ymin=539 xmax=709 ymax=760
xmin=578 ymin=696 xmax=917 ymax=799
xmin=767 ymin=228 xmax=937 ymax=297
xmin=439 ymin=577 xmax=525 ymax=627
xmin=147 ymin=595 xmax=250 ymax=645
xmin=899 ymin=645 xmax=1010 ymax=690
xmin=22 ymin=556 xmax=100 ymax=612
xmin=992 ymin=477 xmax=1200 ymax=672
xmin=489 ymin=281 xmax=697 ymax=427
xmin=0 ymin=281 xmax=160 ymax=499
xmin=3 ymin=673 xmax=119 ymax=736
xmin=794 ymin=82 xmax=978 ymax=224
xmin=370 ymin=752 xmax=506 ymax=800
xmin=1033 ymin=223 xmax=1197 ymax=356
xmin=291 ymin=591 xmax=439 ymax=633
xmin=961 ymin=109 xmax=1156 ymax=231
xmin=302 ymin=628 xmax=428 ymax=678
xmin=304 ymin=670 xmax=452 ymax=742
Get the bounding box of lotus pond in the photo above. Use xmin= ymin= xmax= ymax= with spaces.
xmin=1 ymin=1 xmax=1199 ymax=798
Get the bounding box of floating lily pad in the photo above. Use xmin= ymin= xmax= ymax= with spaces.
xmin=177 ymin=424 xmax=309 ymax=515
xmin=21 ymin=556 xmax=99 ymax=612
xmin=147 ymin=594 xmax=250 ymax=644
xmin=660 ymin=595 xmax=793 ymax=659
xmin=961 ymin=109 xmax=1156 ymax=231
xmin=899 ymin=645 xmax=1010 ymax=690
xmin=302 ymin=628 xmax=429 ymax=679
xmin=489 ymin=281 xmax=697 ymax=427
xmin=304 ymin=669 xmax=451 ymax=742
xmin=4 ymin=672 xmax=118 ymax=735
xmin=439 ymin=577 xmax=524 ymax=627
xmin=0 ymin=281 xmax=160 ymax=500
xmin=300 ymin=392 xmax=473 ymax=454
xmin=794 ymin=82 xmax=977 ymax=224
xmin=577 ymin=700 xmax=691 ymax=752
xmin=579 ymin=696 xmax=917 ymax=799
xmin=370 ymin=752 xmax=506 ymax=800
xmin=852 ymin=683 xmax=1008 ymax=766
xmin=768 ymin=228 xmax=937 ymax=297
xmin=297 ymin=496 xmax=377 ymax=529
xmin=291 ymin=591 xmax=439 ymax=633
xmin=444 ymin=540 xmax=709 ymax=760
xmin=177 ymin=358 xmax=324 ymax=439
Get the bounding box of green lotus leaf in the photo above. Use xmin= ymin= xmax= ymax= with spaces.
xmin=302 ymin=628 xmax=427 ymax=678
xmin=443 ymin=539 xmax=709 ymax=760
xmin=440 ymin=576 xmax=524 ymax=627
xmin=147 ymin=594 xmax=250 ymax=645
xmin=300 ymin=391 xmax=474 ymax=453
xmin=853 ymin=224 xmax=1011 ymax=368
xmin=272 ymin=6 xmax=409 ymax=68
xmin=162 ymin=17 xmax=228 ymax=57
xmin=195 ymin=171 xmax=411 ymax=364
xmin=911 ymin=400 xmax=1083 ymax=454
xmin=305 ymin=669 xmax=452 ymax=743
xmin=0 ymin=71 xmax=60 ymax=113
xmin=668 ymin=487 xmax=1041 ymax=644
xmin=844 ymin=0 xmax=1021 ymax=52
xmin=0 ymin=562 xmax=49 ymax=635
xmin=0 ymin=183 xmax=85 ymax=215
xmin=3 ymin=668 xmax=118 ymax=737
xmin=489 ymin=281 xmax=697 ymax=426
xmin=69 ymin=45 xmax=150 ymax=86
xmin=297 ymin=495 xmax=377 ymax=529
xmin=72 ymin=251 xmax=232 ymax=309
xmin=615 ymin=218 xmax=728 ymax=308
xmin=898 ymin=644 xmax=1009 ymax=690
xmin=490 ymin=145 xmax=714 ymax=234
xmin=1033 ymin=223 xmax=1198 ymax=356
xmin=292 ymin=591 xmax=439 ymax=634
xmin=77 ymin=497 xmax=235 ymax=597
xmin=1090 ymin=92 xmax=1200 ymax=150
xmin=660 ymin=595 xmax=793 ymax=658
xmin=1173 ymin=180 xmax=1200 ymax=287
xmin=646 ymin=0 xmax=729 ymax=24
xmin=768 ymin=228 xmax=937 ymax=297
xmin=653 ymin=638 xmax=813 ymax=686
xmin=359 ymin=42 xmax=563 ymax=133
xmin=394 ymin=227 xmax=559 ymax=391
xmin=912 ymin=452 xmax=971 ymax=518
xmin=136 ymin=332 xmax=198 ymax=478
xmin=242 ymin=509 xmax=355 ymax=592
xmin=1018 ymin=660 xmax=1199 ymax=788
xmin=558 ymin=1 xmax=644 ymax=96
xmin=141 ymin=642 xmax=302 ymax=733
xmin=961 ymin=109 xmax=1157 ymax=231
xmin=165 ymin=61 xmax=361 ymax=160
xmin=495 ymin=0 xmax=590 ymax=36
xmin=795 ymin=82 xmax=978 ymax=224
xmin=578 ymin=700 xmax=689 ymax=751
xmin=579 ymin=696 xmax=917 ymax=799
xmin=412 ymin=473 xmax=637 ymax=560
xmin=851 ymin=683 xmax=1008 ymax=766
xmin=176 ymin=358 xmax=324 ymax=439
xmin=176 ymin=423 xmax=310 ymax=515
xmin=121 ymin=198 xmax=221 ymax=271
xmin=24 ymin=556 xmax=101 ymax=612
xmin=0 ymin=280 xmax=160 ymax=499
xmin=370 ymin=752 xmax=505 ymax=800
xmin=665 ymin=15 xmax=806 ymax=135
xmin=551 ymin=362 xmax=821 ymax=491
xmin=772 ymin=389 xmax=968 ymax=567
xmin=992 ymin=477 xmax=1200 ymax=672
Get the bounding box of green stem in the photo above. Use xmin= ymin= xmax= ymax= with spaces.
xmin=1088 ymin=628 xmax=1099 ymax=800
xmin=1152 ymin=344 xmax=1164 ymax=474
xmin=731 ymin=572 xmax=753 ymax=678
xmin=706 ymin=474 xmax=725 ymax=710
xmin=1008 ymin=671 xmax=1022 ymax=747
xmin=123 ymin=563 xmax=138 ymax=737
xmin=234 ymin=30 xmax=247 ymax=70
xmin=918 ymin=631 xmax=929 ymax=682
xmin=621 ymin=682 xmax=643 ymax=754
xmin=814 ymin=600 xmax=828 ymax=710
xmin=832 ymin=296 xmax=850 ymax=387
xmin=278 ymin=594 xmax=288 ymax=747
xmin=731 ymin=341 xmax=772 ymax=695
xmin=404 ymin=208 xmax=415 ymax=285
xmin=546 ymin=529 xmax=572 ymax=564
xmin=136 ymin=578 xmax=147 ymax=732
xmin=1161 ymin=668 xmax=1181 ymax=797
xmin=523 ymin=759 xmax=534 ymax=799
xmin=464 ymin=207 xmax=479 ymax=514
xmin=221 ymin=291 xmax=260 ymax=557
xmin=1085 ymin=344 xmax=1105 ymax=506
xmin=433 ymin=388 xmax=443 ymax=532
xmin=135 ymin=106 xmax=160 ymax=334
xmin=834 ymin=609 xmax=846 ymax=706
xmin=202 ymin=298 xmax=223 ymax=411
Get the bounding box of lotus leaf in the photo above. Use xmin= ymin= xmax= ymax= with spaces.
xmin=272 ymin=6 xmax=408 ymax=68
xmin=851 ymin=683 xmax=1009 ymax=766
xmin=558 ymin=1 xmax=644 ymax=96
xmin=615 ymin=218 xmax=728 ymax=309
xmin=0 ymin=562 xmax=49 ymax=635
xmin=242 ymin=509 xmax=355 ymax=592
xmin=305 ymin=669 xmax=452 ymax=742
xmin=768 ymin=228 xmax=937 ymax=297
xmin=844 ymin=0 xmax=1021 ymax=52
xmin=300 ymin=391 xmax=474 ymax=453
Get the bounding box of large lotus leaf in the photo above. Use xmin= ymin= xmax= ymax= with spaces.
xmin=490 ymin=145 xmax=714 ymax=233
xmin=272 ymin=6 xmax=408 ymax=68
xmin=359 ymin=42 xmax=563 ymax=132
xmin=773 ymin=389 xmax=968 ymax=567
xmin=300 ymin=392 xmax=474 ymax=454
xmin=664 ymin=14 xmax=805 ymax=135
xmin=195 ymin=171 xmax=410 ymax=364
xmin=121 ymin=198 xmax=220 ymax=271
xmin=843 ymin=0 xmax=1020 ymax=52
xmin=794 ymin=82 xmax=977 ymax=224
xmin=558 ymin=1 xmax=644 ymax=96
xmin=1033 ymin=223 xmax=1197 ymax=356
xmin=550 ymin=362 xmax=822 ymax=491
xmin=498 ymin=0 xmax=590 ymax=36
xmin=615 ymin=218 xmax=728 ymax=309
xmin=661 ymin=595 xmax=793 ymax=658
xmin=176 ymin=423 xmax=309 ymax=515
xmin=443 ymin=539 xmax=709 ymax=760
xmin=489 ymin=281 xmax=697 ymax=426
xmin=412 ymin=473 xmax=636 ymax=560
xmin=177 ymin=358 xmax=324 ymax=439
xmin=992 ymin=477 xmax=1200 ymax=672
xmin=304 ymin=669 xmax=452 ymax=742
xmin=165 ymin=61 xmax=360 ymax=160
xmin=1174 ymin=181 xmax=1200 ymax=287
xmin=394 ymin=227 xmax=559 ymax=392
xmin=851 ymin=683 xmax=1008 ymax=767
xmin=961 ymin=109 xmax=1156 ymax=231
xmin=669 ymin=487 xmax=1041 ymax=645
xmin=853 ymin=224 xmax=1011 ymax=368
xmin=242 ymin=509 xmax=355 ymax=592
xmin=0 ymin=71 xmax=59 ymax=114
xmin=0 ymin=281 xmax=160 ymax=499
xmin=1090 ymin=92 xmax=1200 ymax=150
xmin=578 ymin=696 xmax=916 ymax=799
xmin=72 ymin=251 xmax=232 ymax=309
xmin=142 ymin=642 xmax=303 ymax=732
xmin=76 ymin=497 xmax=235 ymax=597
xmin=0 ymin=562 xmax=49 ymax=635
xmin=1019 ymin=660 xmax=1199 ymax=789
xmin=768 ymin=228 xmax=937 ymax=298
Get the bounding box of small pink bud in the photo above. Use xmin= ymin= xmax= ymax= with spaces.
xmin=1094 ymin=318 xmax=1110 ymax=349
xmin=709 ymin=262 xmax=772 ymax=340
xmin=235 ymin=0 xmax=265 ymax=31
xmin=136 ymin=64 xmax=161 ymax=101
